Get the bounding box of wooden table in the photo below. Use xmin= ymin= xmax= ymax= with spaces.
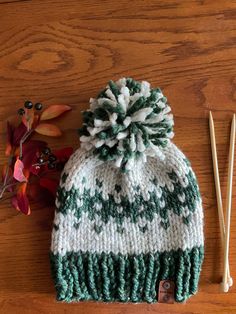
xmin=0 ymin=1 xmax=236 ymax=313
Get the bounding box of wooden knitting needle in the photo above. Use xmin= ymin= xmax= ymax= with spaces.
xmin=221 ymin=114 xmax=235 ymax=292
xmin=209 ymin=111 xmax=232 ymax=287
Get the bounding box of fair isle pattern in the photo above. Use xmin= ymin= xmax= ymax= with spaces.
xmin=55 ymin=144 xmax=201 ymax=233
xmin=51 ymin=142 xmax=204 ymax=302
xmin=50 ymin=78 xmax=204 ymax=303
xmin=52 ymin=203 xmax=203 ymax=256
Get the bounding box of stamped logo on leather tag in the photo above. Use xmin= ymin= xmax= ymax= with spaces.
xmin=158 ymin=280 xmax=175 ymax=303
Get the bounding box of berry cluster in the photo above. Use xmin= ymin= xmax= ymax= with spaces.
xmin=18 ymin=101 xmax=43 ymax=115
xmin=37 ymin=147 xmax=57 ymax=169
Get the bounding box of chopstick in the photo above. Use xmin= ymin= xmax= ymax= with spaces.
xmin=209 ymin=111 xmax=234 ymax=290
xmin=221 ymin=114 xmax=235 ymax=292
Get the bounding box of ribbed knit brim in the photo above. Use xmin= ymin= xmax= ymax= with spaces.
xmin=50 ymin=246 xmax=203 ymax=303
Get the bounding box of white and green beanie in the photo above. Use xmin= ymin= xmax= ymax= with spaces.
xmin=50 ymin=78 xmax=204 ymax=303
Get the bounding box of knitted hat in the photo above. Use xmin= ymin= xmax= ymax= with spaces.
xmin=50 ymin=78 xmax=204 ymax=303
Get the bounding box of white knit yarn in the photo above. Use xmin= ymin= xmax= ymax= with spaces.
xmin=51 ymin=141 xmax=204 ymax=257
xmin=60 ymin=142 xmax=192 ymax=197
xmin=79 ymin=78 xmax=174 ymax=170
xmin=51 ymin=202 xmax=203 ymax=256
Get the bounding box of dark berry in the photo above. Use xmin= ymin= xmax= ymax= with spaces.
xmin=37 ymin=157 xmax=44 ymax=164
xmin=18 ymin=108 xmax=25 ymax=115
xmin=48 ymin=163 xmax=56 ymax=169
xmin=48 ymin=154 xmax=57 ymax=162
xmin=24 ymin=100 xmax=33 ymax=109
xmin=42 ymin=147 xmax=51 ymax=155
xmin=34 ymin=102 xmax=43 ymax=110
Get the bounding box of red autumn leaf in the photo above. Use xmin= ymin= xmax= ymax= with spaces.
xmin=54 ymin=147 xmax=73 ymax=162
xmin=21 ymin=140 xmax=46 ymax=169
xmin=35 ymin=123 xmax=62 ymax=137
xmin=13 ymin=122 xmax=27 ymax=146
xmin=5 ymin=121 xmax=14 ymax=156
xmin=28 ymin=183 xmax=55 ymax=205
xmin=13 ymin=159 xmax=28 ymax=182
xmin=29 ymin=163 xmax=42 ymax=176
xmin=40 ymin=105 xmax=71 ymax=121
xmin=12 ymin=183 xmax=30 ymax=215
xmin=6 ymin=121 xmax=14 ymax=144
xmin=39 ymin=177 xmax=59 ymax=197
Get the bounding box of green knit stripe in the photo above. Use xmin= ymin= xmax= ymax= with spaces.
xmin=50 ymin=246 xmax=204 ymax=303
xmin=56 ymin=169 xmax=200 ymax=229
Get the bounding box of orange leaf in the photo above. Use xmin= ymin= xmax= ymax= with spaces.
xmin=40 ymin=105 xmax=71 ymax=121
xmin=18 ymin=181 xmax=27 ymax=194
xmin=5 ymin=143 xmax=12 ymax=156
xmin=32 ymin=114 xmax=40 ymax=128
xmin=12 ymin=183 xmax=31 ymax=215
xmin=35 ymin=123 xmax=62 ymax=137
xmin=5 ymin=121 xmax=14 ymax=156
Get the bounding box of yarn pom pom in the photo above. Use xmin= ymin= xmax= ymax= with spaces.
xmin=79 ymin=78 xmax=174 ymax=170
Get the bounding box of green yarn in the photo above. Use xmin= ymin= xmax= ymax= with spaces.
xmin=78 ymin=78 xmax=174 ymax=170
xmin=50 ymin=246 xmax=204 ymax=303
xmin=56 ymin=167 xmax=200 ymax=231
xmin=51 ymin=78 xmax=204 ymax=304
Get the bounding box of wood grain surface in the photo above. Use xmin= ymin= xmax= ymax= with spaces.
xmin=0 ymin=0 xmax=236 ymax=313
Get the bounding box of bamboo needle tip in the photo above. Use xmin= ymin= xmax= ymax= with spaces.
xmin=228 ymin=277 xmax=233 ymax=287
xmin=209 ymin=111 xmax=214 ymax=128
xmin=221 ymin=282 xmax=229 ymax=293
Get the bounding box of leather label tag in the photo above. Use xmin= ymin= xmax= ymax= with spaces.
xmin=158 ymin=280 xmax=175 ymax=303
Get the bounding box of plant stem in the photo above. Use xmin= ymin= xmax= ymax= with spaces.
xmin=0 ymin=182 xmax=18 ymax=199
xmin=3 ymin=164 xmax=9 ymax=186
xmin=19 ymin=129 xmax=33 ymax=159
xmin=3 ymin=155 xmax=13 ymax=187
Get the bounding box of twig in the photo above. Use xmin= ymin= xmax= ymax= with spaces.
xmin=19 ymin=129 xmax=33 ymax=159
xmin=3 ymin=155 xmax=13 ymax=187
xmin=0 ymin=182 xmax=19 ymax=199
